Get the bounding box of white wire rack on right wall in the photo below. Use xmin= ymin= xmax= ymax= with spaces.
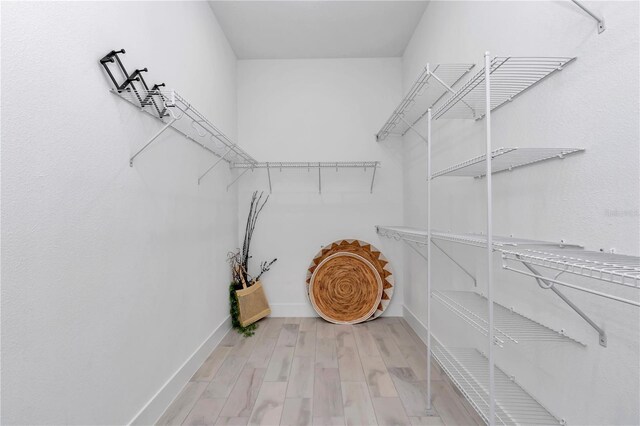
xmin=375 ymin=51 xmax=640 ymax=426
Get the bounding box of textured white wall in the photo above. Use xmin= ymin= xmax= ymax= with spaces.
xmin=236 ymin=58 xmax=405 ymax=317
xmin=400 ymin=1 xmax=639 ymax=425
xmin=1 ymin=2 xmax=239 ymax=424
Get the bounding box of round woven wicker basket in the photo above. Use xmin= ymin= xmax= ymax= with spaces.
xmin=309 ymin=252 xmax=382 ymax=324
xmin=306 ymin=239 xmax=394 ymax=323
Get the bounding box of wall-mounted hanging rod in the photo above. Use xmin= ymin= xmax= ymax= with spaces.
xmin=114 ymin=91 xmax=238 ymax=168
xmin=103 ymin=50 xmax=380 ymax=192
xmin=114 ymin=88 xmax=257 ymax=168
xmin=231 ymin=162 xmax=380 ymax=194
xmin=570 ymin=0 xmax=605 ymax=33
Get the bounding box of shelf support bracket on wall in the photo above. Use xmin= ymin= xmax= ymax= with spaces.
xmin=429 ymin=73 xmax=476 ymax=117
xmin=404 ymin=239 xmax=477 ymax=288
xmin=571 ymin=0 xmax=605 ymax=33
xmin=400 ymin=117 xmax=428 ymax=144
xmin=227 ymin=167 xmax=252 ymax=191
xmin=198 ymin=147 xmax=232 ymax=185
xmin=318 ymin=163 xmax=322 ymax=194
xmin=370 ymin=163 xmax=377 ymax=194
xmin=518 ymin=261 xmax=607 ymax=347
xmin=129 ymin=118 xmax=177 ymax=167
xmin=431 ymin=240 xmax=477 ymax=287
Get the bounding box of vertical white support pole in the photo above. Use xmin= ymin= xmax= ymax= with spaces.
xmin=424 ymin=63 xmax=433 ymax=415
xmin=485 ymin=51 xmax=495 ymax=426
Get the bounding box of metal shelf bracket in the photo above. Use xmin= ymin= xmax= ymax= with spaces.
xmin=227 ymin=167 xmax=252 ymax=191
xmin=514 ymin=259 xmax=607 ymax=346
xmin=198 ymin=147 xmax=233 ymax=185
xmin=431 ymin=240 xmax=477 ymax=287
xmin=369 ymin=165 xmax=377 ymax=194
xmin=571 ymin=0 xmax=605 ymax=34
xmin=129 ymin=117 xmax=177 ymax=167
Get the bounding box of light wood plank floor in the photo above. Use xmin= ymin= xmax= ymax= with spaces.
xmin=157 ymin=317 xmax=483 ymax=426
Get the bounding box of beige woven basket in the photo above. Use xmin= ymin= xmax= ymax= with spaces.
xmin=309 ymin=252 xmax=383 ymax=324
xmin=236 ymin=274 xmax=271 ymax=327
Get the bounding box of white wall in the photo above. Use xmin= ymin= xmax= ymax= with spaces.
xmin=236 ymin=58 xmax=405 ymax=317
xmin=401 ymin=1 xmax=639 ymax=425
xmin=1 ymin=2 xmax=239 ymax=424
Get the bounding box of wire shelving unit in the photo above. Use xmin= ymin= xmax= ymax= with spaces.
xmin=230 ymin=161 xmax=380 ymax=194
xmin=376 ymin=226 xmax=577 ymax=250
xmin=431 ymin=338 xmax=562 ymax=426
xmin=374 ymin=52 xmax=640 ymax=424
xmin=502 ymin=248 xmax=640 ymax=308
xmin=431 ymin=148 xmax=584 ymax=179
xmin=113 ymin=88 xmax=380 ymax=190
xmin=376 ymin=63 xmax=475 ymax=141
xmin=376 ymin=225 xmax=428 ymax=244
xmin=231 ymin=161 xmax=379 ymax=169
xmin=113 ymin=88 xmax=257 ymax=167
xmin=103 ymin=50 xmax=381 ymax=190
xmin=433 ymin=290 xmax=584 ymax=347
xmin=430 ymin=231 xmax=579 ymax=250
xmin=433 ymin=57 xmax=576 ymax=120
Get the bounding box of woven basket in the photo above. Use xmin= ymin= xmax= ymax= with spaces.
xmin=309 ymin=252 xmax=383 ymax=324
xmin=307 ymin=239 xmax=394 ymax=321
xmin=236 ymin=278 xmax=271 ymax=327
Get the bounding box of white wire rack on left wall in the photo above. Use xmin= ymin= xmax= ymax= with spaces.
xmin=112 ymin=88 xmax=380 ymax=192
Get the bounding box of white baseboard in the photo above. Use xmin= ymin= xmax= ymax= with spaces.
xmin=269 ymin=303 xmax=317 ymax=317
xmin=402 ymin=304 xmax=429 ymax=346
xmin=128 ymin=315 xmax=232 ymax=426
xmin=269 ymin=303 xmax=403 ymax=318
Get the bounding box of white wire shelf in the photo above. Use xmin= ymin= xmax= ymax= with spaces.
xmin=376 ymin=63 xmax=475 ymax=141
xmin=231 ymin=161 xmax=380 ymax=194
xmin=375 ymin=226 xmax=577 ymax=250
xmin=433 ymin=57 xmax=576 ymax=120
xmin=376 ymin=225 xmax=429 ymax=245
xmin=433 ymin=290 xmax=583 ymax=347
xmin=502 ymin=248 xmax=640 ymax=289
xmin=112 ymin=88 xmax=257 ymax=166
xmin=230 ymin=161 xmax=379 ymax=169
xmin=431 ymin=147 xmax=584 ymax=179
xmin=432 ymin=338 xmax=562 ymax=425
xmin=430 ymin=231 xmax=581 ymax=250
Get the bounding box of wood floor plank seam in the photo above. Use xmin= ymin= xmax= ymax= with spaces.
xmin=155 ymin=318 xmax=483 ymax=426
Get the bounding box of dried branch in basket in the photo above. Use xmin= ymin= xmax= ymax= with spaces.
xmin=228 ymin=191 xmax=277 ymax=288
xmin=254 ymin=258 xmax=278 ymax=282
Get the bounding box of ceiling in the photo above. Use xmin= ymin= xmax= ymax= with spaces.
xmin=208 ymin=1 xmax=429 ymax=59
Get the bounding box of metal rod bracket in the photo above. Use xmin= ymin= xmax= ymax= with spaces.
xmin=129 ymin=118 xmax=176 ymax=167
xmin=431 ymin=240 xmax=477 ymax=287
xmin=517 ymin=259 xmax=608 ymax=347
xmin=571 ymin=0 xmax=605 ymax=33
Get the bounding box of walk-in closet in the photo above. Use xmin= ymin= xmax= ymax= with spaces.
xmin=1 ymin=1 xmax=638 ymax=425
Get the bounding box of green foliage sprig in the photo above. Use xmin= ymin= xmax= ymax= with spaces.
xmin=229 ymin=282 xmax=257 ymax=337
xmin=226 ymin=191 xmax=277 ymax=337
